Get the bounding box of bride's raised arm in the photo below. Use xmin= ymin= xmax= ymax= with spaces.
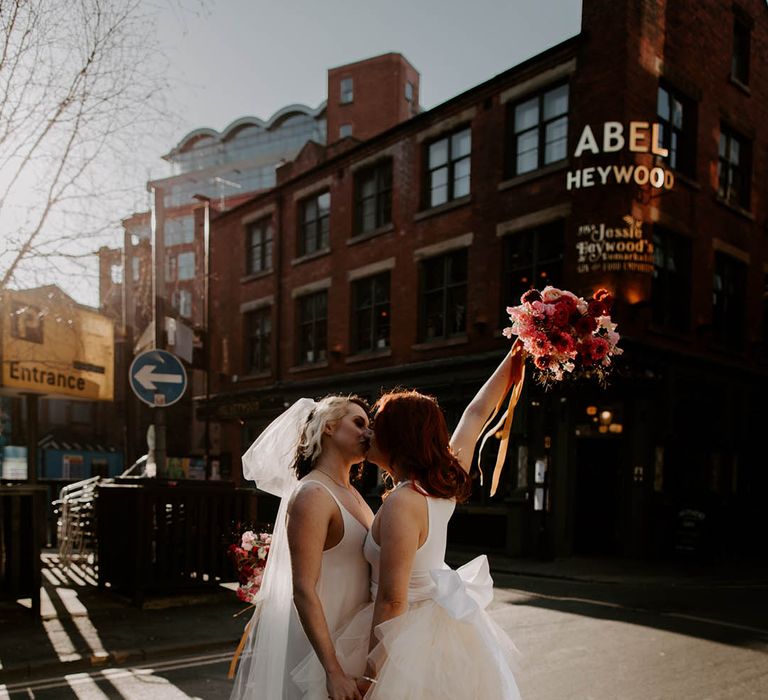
xmin=449 ymin=341 xmax=524 ymax=473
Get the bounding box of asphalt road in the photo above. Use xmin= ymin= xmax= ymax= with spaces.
xmin=3 ymin=573 xmax=767 ymax=699
xmin=0 ymin=652 xmax=233 ymax=699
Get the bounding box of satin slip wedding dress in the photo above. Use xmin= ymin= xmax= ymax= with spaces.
xmin=293 ymin=479 xmax=522 ymax=700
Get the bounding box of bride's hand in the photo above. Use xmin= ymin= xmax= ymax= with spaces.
xmin=325 ymin=669 xmax=362 ymax=700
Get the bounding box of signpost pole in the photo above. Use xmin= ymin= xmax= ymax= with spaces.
xmin=122 ymin=222 xmax=138 ymax=469
xmin=193 ymin=195 xmax=212 ymax=479
xmin=24 ymin=393 xmax=38 ymax=483
xmin=151 ymin=185 xmax=167 ymax=478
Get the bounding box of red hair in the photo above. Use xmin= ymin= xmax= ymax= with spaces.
xmin=372 ymin=389 xmax=472 ymax=503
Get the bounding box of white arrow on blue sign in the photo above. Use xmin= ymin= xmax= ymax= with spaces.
xmin=129 ymin=349 xmax=187 ymax=407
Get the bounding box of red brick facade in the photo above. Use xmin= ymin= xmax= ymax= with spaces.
xmin=326 ymin=53 xmax=420 ymax=144
xmin=202 ymin=0 xmax=768 ymax=560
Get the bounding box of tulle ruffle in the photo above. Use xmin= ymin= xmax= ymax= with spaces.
xmin=367 ymin=598 xmax=521 ymax=700
xmin=292 ymin=597 xmax=521 ymax=700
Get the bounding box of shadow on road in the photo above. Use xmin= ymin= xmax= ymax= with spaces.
xmin=494 ymin=571 xmax=768 ymax=650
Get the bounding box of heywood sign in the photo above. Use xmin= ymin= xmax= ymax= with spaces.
xmin=566 ymin=121 xmax=674 ymax=191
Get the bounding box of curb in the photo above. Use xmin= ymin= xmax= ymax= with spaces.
xmin=0 ymin=638 xmax=240 ymax=685
xmin=445 ymin=554 xmax=765 ymax=587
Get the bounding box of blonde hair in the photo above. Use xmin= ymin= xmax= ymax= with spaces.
xmin=293 ymin=394 xmax=370 ymax=478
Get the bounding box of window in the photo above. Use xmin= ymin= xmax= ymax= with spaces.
xmin=71 ymin=402 xmax=91 ymax=424
xmin=245 ymin=308 xmax=271 ymax=374
xmin=732 ymin=13 xmax=751 ymax=85
xmin=10 ymin=301 xmax=43 ymax=343
xmin=421 ymin=250 xmax=467 ymax=341
xmin=656 ymin=84 xmax=696 ymax=176
xmin=340 ymin=77 xmax=354 ymax=104
xmin=164 ymin=217 xmax=195 ymax=246
xmin=501 ymin=221 xmax=564 ymax=322
xmin=762 ymin=274 xmax=768 ymax=359
xmin=47 ymin=400 xmax=67 ymax=424
xmin=172 ymin=289 xmax=192 ymax=319
xmin=246 ymin=218 xmax=273 ymax=274
xmin=712 ymin=252 xmax=746 ymax=347
xmin=177 ymin=251 xmax=195 ymax=280
xmin=405 ymin=81 xmax=414 ymax=102
xmin=339 ymin=124 xmax=353 ymax=139
xmin=718 ymin=125 xmax=751 ymax=209
xmin=298 ymin=191 xmax=330 ymax=256
xmin=354 ymin=160 xmax=392 ymax=235
xmin=297 ymin=291 xmax=328 ymax=364
xmin=132 ymin=257 xmax=140 ymax=283
xmin=508 ymin=83 xmax=569 ymax=177
xmin=351 ymin=273 xmax=390 ymax=353
xmin=651 ymin=227 xmax=691 ymax=329
xmin=425 ymin=127 xmax=471 ymax=208
xmin=165 ymin=256 xmax=177 ymax=281
xmin=110 ymin=264 xmax=123 ymax=285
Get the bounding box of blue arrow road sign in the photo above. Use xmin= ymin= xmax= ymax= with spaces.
xmin=129 ymin=349 xmax=187 ymax=407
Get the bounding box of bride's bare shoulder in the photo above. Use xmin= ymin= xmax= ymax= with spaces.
xmin=380 ymin=484 xmax=425 ymax=516
xmin=288 ymin=479 xmax=335 ymax=515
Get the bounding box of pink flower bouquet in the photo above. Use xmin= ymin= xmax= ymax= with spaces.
xmin=502 ymin=286 xmax=623 ymax=388
xmin=227 ymin=530 xmax=272 ymax=604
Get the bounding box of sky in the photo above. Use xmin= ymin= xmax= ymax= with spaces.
xmin=148 ymin=0 xmax=583 ymax=178
xmin=20 ymin=0 xmax=583 ymax=306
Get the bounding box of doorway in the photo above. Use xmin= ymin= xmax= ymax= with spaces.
xmin=573 ymin=438 xmax=623 ymax=555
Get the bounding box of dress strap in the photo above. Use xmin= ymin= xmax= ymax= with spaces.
xmin=397 ymin=479 xmax=429 ymax=496
xmin=302 ymin=479 xmax=346 ymax=515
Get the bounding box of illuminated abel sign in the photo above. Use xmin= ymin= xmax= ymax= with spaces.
xmin=566 ymin=121 xmax=674 ymax=191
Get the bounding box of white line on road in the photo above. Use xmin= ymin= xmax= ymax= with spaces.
xmin=0 ymin=651 xmax=233 ymax=693
xmin=501 ymin=587 xmax=768 ymax=638
xmin=662 ymin=612 xmax=768 ymax=637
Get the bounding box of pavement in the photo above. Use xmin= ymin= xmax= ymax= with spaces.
xmin=0 ymin=551 xmax=249 ymax=685
xmin=1 ymin=548 xmax=766 ymax=686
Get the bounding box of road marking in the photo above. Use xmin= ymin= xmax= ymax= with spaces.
xmin=498 ymin=588 xmax=768 ymax=638
xmin=662 ymin=612 xmax=768 ymax=637
xmin=0 ymin=651 xmax=233 ymax=693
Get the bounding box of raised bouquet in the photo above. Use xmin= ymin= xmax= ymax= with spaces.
xmin=502 ymin=286 xmax=622 ymax=388
xmin=481 ymin=286 xmax=622 ymax=496
xmin=227 ymin=530 xmax=271 ymax=604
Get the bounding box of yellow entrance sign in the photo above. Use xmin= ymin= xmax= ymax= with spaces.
xmin=1 ymin=287 xmax=114 ymax=401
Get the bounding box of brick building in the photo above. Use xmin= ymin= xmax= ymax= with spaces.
xmin=99 ymin=100 xmax=333 ymax=464
xmin=199 ymin=0 xmax=768 ymax=561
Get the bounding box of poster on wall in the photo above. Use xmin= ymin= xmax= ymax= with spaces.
xmin=1 ymin=288 xmax=115 ymax=401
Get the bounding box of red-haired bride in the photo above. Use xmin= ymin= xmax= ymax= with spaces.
xmin=293 ymin=352 xmax=524 ymax=699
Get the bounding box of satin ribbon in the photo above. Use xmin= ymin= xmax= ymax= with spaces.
xmin=430 ymin=555 xmax=494 ymax=621
xmin=477 ymin=339 xmax=527 ymax=497
xmin=228 ymin=619 xmax=252 ymax=679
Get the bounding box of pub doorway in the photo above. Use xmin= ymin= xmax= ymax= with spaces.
xmin=573 ymin=437 xmax=624 ymax=555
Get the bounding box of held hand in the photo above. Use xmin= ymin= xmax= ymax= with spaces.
xmin=356 ymin=677 xmax=373 ymax=696
xmin=326 ymin=669 xmax=362 ymax=700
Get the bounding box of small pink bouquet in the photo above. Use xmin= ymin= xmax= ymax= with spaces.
xmin=227 ymin=530 xmax=271 ymax=604
xmin=502 ymin=286 xmax=623 ymax=388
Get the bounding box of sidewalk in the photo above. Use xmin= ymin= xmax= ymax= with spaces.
xmin=0 ymin=551 xmax=249 ymax=684
xmin=2 ymin=549 xmax=766 ymax=685
xmin=446 ymin=548 xmax=768 ymax=587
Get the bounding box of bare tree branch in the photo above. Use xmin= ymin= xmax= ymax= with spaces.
xmin=0 ymin=0 xmax=191 ymax=300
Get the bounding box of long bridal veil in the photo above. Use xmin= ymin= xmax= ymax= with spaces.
xmin=230 ymin=398 xmax=316 ymax=700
